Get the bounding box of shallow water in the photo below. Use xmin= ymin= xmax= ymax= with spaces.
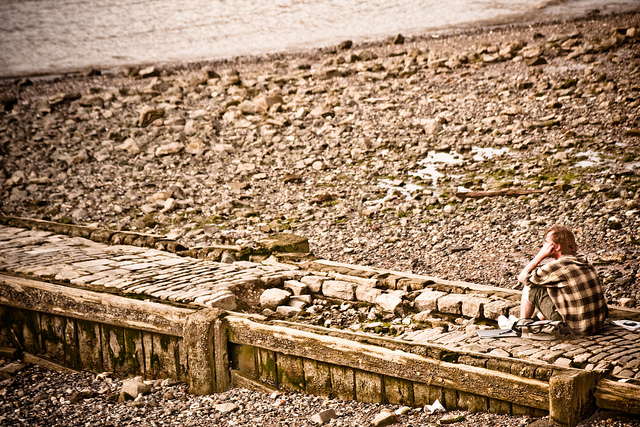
xmin=0 ymin=0 xmax=638 ymax=77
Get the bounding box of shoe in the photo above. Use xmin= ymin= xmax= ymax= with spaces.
xmin=498 ymin=315 xmax=510 ymax=329
xmin=498 ymin=315 xmax=519 ymax=330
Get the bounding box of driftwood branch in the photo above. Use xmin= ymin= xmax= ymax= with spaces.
xmin=457 ymin=188 xmax=545 ymax=199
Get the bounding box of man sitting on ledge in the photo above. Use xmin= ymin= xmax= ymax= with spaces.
xmin=517 ymin=224 xmax=608 ymax=335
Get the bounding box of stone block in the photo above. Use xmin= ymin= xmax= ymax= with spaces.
xmin=260 ymin=288 xmax=291 ymax=309
xmin=375 ymin=293 xmax=404 ymax=316
xmin=461 ymin=297 xmax=493 ymax=318
xmin=356 ymin=285 xmax=382 ymax=303
xmin=483 ymin=299 xmax=516 ymax=320
xmin=437 ymin=294 xmax=464 ymax=315
xmin=300 ymin=276 xmax=327 ymax=293
xmin=283 ymin=280 xmax=309 ymax=295
xmin=122 ymin=376 xmax=150 ymax=398
xmin=414 ymin=290 xmax=447 ymax=312
xmin=322 ymin=280 xmax=355 ymax=300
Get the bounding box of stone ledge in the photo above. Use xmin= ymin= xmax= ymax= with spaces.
xmin=0 ymin=215 xmax=311 ymax=261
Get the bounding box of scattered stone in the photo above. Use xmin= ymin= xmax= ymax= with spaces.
xmin=371 ymin=410 xmax=398 ymax=427
xmin=215 ymin=402 xmax=239 ymax=413
xmin=310 ymin=408 xmax=338 ymax=424
xmin=121 ymin=376 xmax=150 ymax=398
xmin=260 ymin=288 xmax=291 ymax=309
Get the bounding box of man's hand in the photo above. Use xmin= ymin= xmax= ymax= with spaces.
xmin=536 ymin=241 xmax=556 ymax=260
xmin=518 ymin=241 xmax=557 ymax=284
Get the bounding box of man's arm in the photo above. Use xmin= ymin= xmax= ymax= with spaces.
xmin=517 ymin=241 xmax=556 ymax=284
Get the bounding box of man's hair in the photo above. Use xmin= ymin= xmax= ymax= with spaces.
xmin=546 ymin=224 xmax=577 ymax=255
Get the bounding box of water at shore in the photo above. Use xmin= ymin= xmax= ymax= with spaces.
xmin=0 ymin=0 xmax=638 ymax=78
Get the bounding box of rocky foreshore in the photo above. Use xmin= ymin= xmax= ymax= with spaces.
xmin=1 ymin=12 xmax=639 ymax=307
xmin=1 ymin=358 xmax=639 ymax=427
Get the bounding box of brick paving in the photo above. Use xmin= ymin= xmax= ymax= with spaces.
xmin=1 ymin=225 xmax=639 ymax=384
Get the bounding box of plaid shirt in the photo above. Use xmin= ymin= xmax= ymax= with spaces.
xmin=527 ymin=255 xmax=608 ymax=335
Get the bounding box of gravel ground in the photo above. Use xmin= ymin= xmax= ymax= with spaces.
xmin=1 ymin=362 xmax=639 ymax=427
xmin=1 ymin=10 xmax=640 ymax=427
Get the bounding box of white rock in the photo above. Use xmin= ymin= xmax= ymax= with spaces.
xmin=155 ymin=142 xmax=184 ymax=156
xmin=322 ymin=280 xmax=355 ymax=300
xmin=260 ymin=288 xmax=291 ymax=309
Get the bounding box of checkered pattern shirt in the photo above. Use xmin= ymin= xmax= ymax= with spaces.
xmin=527 ymin=255 xmax=608 ymax=335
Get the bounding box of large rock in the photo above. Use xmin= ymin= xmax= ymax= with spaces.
xmin=300 ymin=276 xmax=327 ymax=293
xmin=155 ymin=142 xmax=184 ymax=157
xmin=375 ymin=292 xmax=404 ymax=316
xmin=310 ymin=408 xmax=338 ymax=425
xmin=121 ymin=376 xmax=151 ymax=398
xmin=414 ymin=290 xmax=447 ymax=312
xmin=371 ymin=410 xmax=398 ymax=427
xmin=356 ymin=285 xmax=382 ymax=303
xmin=260 ymin=288 xmax=291 ymax=309
xmin=322 ymin=280 xmax=355 ymax=300
xmin=258 ymin=233 xmax=309 ymax=253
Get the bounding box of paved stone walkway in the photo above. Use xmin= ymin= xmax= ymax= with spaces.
xmin=1 ymin=225 xmax=639 ymax=384
xmin=0 ymin=226 xmax=297 ymax=310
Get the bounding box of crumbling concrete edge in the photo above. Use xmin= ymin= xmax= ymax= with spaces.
xmin=0 ymin=215 xmax=312 ymax=262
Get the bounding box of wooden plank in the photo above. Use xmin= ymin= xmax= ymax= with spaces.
xmin=231 ymin=370 xmax=277 ymax=394
xmin=330 ymin=365 xmax=355 ymax=401
xmin=151 ymin=334 xmax=180 ymax=380
xmin=229 ymin=343 xmax=256 ymax=378
xmin=594 ymin=379 xmax=640 ymax=415
xmin=303 ymin=359 xmax=332 ymax=397
xmin=64 ymin=318 xmax=80 ymax=370
xmin=257 ymin=348 xmax=277 ymax=388
xmin=414 ymin=382 xmax=443 ymax=407
xmin=0 ymin=274 xmax=194 ymax=336
xmin=0 ymin=307 xmax=42 ymax=355
xmin=123 ymin=328 xmax=144 ymax=377
xmin=77 ymin=319 xmax=102 ymax=373
xmin=226 ymin=315 xmax=550 ymax=409
xmin=102 ymin=324 xmax=124 ymax=375
xmin=143 ymin=332 xmax=154 ymax=379
xmin=488 ymin=398 xmax=512 ymax=415
xmin=277 ymin=353 xmax=305 ymax=393
xmin=355 ymin=370 xmax=382 ymax=404
xmin=458 ymin=391 xmax=488 ymax=412
xmin=384 ymin=376 xmax=414 ymax=406
xmin=444 ymin=388 xmax=459 ymax=411
xmin=213 ymin=318 xmax=230 ymax=392
xmin=41 ymin=313 xmax=65 ymax=364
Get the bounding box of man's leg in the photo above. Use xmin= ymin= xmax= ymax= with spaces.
xmin=520 ymin=285 xmax=535 ymax=318
xmin=525 ymin=285 xmax=563 ymax=321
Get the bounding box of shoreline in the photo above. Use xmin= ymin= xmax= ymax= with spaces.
xmin=2 ymin=9 xmax=637 ymax=83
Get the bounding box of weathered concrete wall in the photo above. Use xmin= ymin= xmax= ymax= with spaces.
xmin=0 ymin=274 xmax=219 ymax=391
xmin=1 ymin=272 xmax=638 ymax=427
xmin=226 ymin=314 xmax=557 ymax=416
